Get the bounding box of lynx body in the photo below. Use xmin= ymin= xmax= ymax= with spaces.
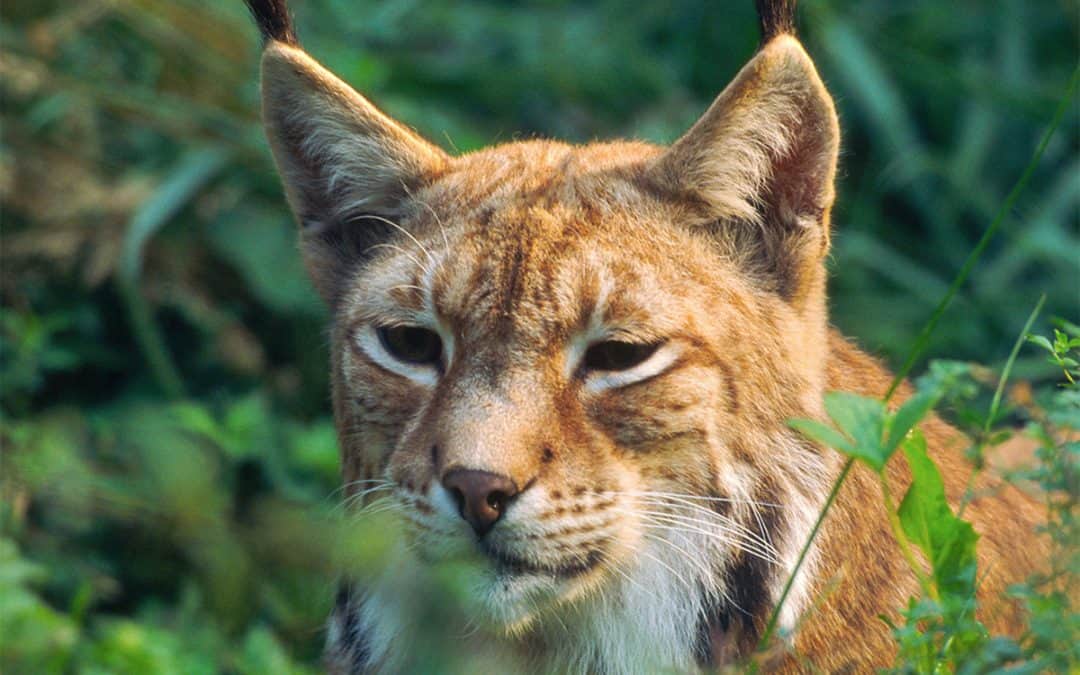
xmin=243 ymin=1 xmax=1045 ymax=671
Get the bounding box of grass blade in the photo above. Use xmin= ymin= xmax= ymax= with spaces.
xmin=886 ymin=67 xmax=1079 ymax=401
xmin=118 ymin=147 xmax=230 ymax=399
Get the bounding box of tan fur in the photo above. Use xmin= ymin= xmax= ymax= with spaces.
xmin=254 ymin=28 xmax=1046 ymax=675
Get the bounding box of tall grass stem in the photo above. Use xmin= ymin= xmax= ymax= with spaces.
xmin=885 ymin=68 xmax=1079 ymax=401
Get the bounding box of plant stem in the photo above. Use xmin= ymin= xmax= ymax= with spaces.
xmin=757 ymin=457 xmax=853 ymax=651
xmin=987 ymin=295 xmax=1047 ymax=433
xmin=1059 ymin=361 xmax=1076 ymax=385
xmin=885 ymin=67 xmax=1079 ymax=401
xmin=957 ymin=294 xmax=1046 ymax=519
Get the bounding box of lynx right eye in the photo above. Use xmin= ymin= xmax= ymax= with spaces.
xmin=583 ymin=340 xmax=661 ymax=372
xmin=377 ymin=326 xmax=443 ymax=366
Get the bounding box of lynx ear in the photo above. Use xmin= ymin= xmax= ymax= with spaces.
xmin=651 ymin=35 xmax=839 ymax=304
xmin=259 ymin=43 xmax=449 ymax=305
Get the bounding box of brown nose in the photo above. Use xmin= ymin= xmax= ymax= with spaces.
xmin=441 ymin=469 xmax=519 ymax=537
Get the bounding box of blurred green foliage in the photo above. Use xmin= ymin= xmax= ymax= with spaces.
xmin=1 ymin=0 xmax=1076 ymax=671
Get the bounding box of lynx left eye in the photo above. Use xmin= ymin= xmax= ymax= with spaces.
xmin=377 ymin=325 xmax=443 ymax=366
xmin=583 ymin=341 xmax=661 ymax=372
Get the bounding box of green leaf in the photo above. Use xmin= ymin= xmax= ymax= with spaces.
xmin=898 ymin=433 xmax=979 ymax=599
xmin=238 ymin=625 xmax=299 ymax=675
xmin=205 ymin=206 xmax=321 ymax=315
xmin=220 ymin=394 xmax=275 ymax=461
xmin=1047 ymin=391 xmax=1080 ymax=429
xmin=284 ymin=420 xmax=340 ymax=482
xmin=1052 ymin=329 xmax=1069 ymax=350
xmin=1026 ymin=334 xmax=1054 ymax=353
xmin=824 ymin=392 xmax=891 ymax=471
xmin=1053 ymin=317 xmax=1080 ymax=338
xmin=886 ymin=389 xmax=940 ymax=455
xmin=171 ymin=403 xmax=222 ymax=443
xmin=787 ymin=418 xmax=855 ymax=454
xmin=118 ymin=147 xmax=231 ymax=399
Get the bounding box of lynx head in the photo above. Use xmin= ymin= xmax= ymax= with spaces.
xmin=248 ymin=0 xmax=839 ymax=666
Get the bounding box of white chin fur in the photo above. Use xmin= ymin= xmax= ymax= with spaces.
xmin=475 ymin=571 xmax=563 ymax=633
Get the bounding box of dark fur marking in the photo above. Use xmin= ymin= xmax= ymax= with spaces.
xmin=481 ymin=539 xmax=609 ymax=578
xmin=303 ymin=215 xmax=398 ymax=310
xmin=694 ymin=581 xmax=731 ymax=668
xmin=718 ymin=548 xmax=772 ymax=657
xmin=695 ymin=477 xmax=786 ymax=667
xmin=332 ymin=582 xmax=371 ymax=673
xmin=755 ymin=0 xmax=797 ymax=44
xmin=716 ymin=360 xmax=741 ymax=415
xmin=244 ymin=0 xmax=299 ymax=45
xmin=500 ymin=238 xmax=529 ymax=317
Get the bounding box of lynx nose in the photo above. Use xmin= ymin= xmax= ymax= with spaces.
xmin=441 ymin=469 xmax=519 ymax=537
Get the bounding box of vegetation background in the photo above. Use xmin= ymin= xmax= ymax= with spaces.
xmin=1 ymin=0 xmax=1076 ymax=671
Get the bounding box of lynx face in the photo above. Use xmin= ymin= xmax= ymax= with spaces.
xmin=335 ymin=141 xmax=827 ymax=633
xmin=252 ymin=7 xmax=841 ymax=669
xmin=334 ymin=142 xmax=825 ymax=630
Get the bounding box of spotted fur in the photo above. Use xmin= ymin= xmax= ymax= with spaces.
xmin=245 ymin=1 xmax=1047 ymax=671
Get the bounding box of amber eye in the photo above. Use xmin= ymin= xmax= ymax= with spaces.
xmin=583 ymin=341 xmax=661 ymax=372
xmin=377 ymin=326 xmax=443 ymax=366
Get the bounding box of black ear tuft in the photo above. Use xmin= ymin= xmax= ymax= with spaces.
xmin=245 ymin=0 xmax=299 ymax=46
xmin=754 ymin=0 xmax=797 ymax=44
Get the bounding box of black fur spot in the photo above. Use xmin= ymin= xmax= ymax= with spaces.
xmin=755 ymin=0 xmax=797 ymax=44
xmin=696 ymin=479 xmax=787 ymax=666
xmin=694 ymin=584 xmax=732 ymax=667
xmin=244 ymin=0 xmax=299 ymax=45
xmin=332 ymin=581 xmax=371 ymax=673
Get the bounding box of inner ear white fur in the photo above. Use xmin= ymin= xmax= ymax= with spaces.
xmin=258 ymin=42 xmax=450 ymax=306
xmin=650 ymin=35 xmax=839 ymax=240
xmin=260 ymin=43 xmax=449 ymax=224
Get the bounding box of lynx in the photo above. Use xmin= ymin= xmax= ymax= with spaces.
xmin=243 ymin=0 xmax=1045 ymax=671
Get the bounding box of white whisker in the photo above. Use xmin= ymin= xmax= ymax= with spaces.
xmin=638 ymin=530 xmax=749 ymax=619
xmin=606 ymin=555 xmax=664 ymax=606
xmin=616 ymin=506 xmax=780 ymax=565
xmin=360 ymin=213 xmax=438 ymax=266
xmin=628 ymin=499 xmax=779 ymax=554
xmin=626 ymin=543 xmax=696 ymax=593
xmin=414 ymin=197 xmax=451 ymax=253
xmin=364 ymin=243 xmax=431 ymax=279
xmin=629 ymin=494 xmax=779 ymax=555
xmin=618 ymin=489 xmax=782 ymax=509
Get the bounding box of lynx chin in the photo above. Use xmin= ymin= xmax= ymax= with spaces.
xmin=243 ymin=0 xmax=1046 ymax=671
